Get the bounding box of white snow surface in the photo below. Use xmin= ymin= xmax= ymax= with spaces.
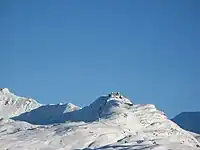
xmin=189 ymin=132 xmax=200 ymax=143
xmin=0 ymin=89 xmax=200 ymax=150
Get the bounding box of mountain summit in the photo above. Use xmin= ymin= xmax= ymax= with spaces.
xmin=0 ymin=88 xmax=10 ymax=93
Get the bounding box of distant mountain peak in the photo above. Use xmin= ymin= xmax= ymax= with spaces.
xmin=108 ymin=92 xmax=123 ymax=98
xmin=107 ymin=92 xmax=133 ymax=105
xmin=67 ymin=102 xmax=79 ymax=108
xmin=66 ymin=103 xmax=80 ymax=112
xmin=90 ymin=92 xmax=133 ymax=109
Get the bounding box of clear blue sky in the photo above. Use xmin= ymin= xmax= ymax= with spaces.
xmin=1 ymin=0 xmax=199 ymax=118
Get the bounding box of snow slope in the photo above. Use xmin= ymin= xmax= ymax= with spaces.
xmin=0 ymin=90 xmax=200 ymax=150
xmin=189 ymin=132 xmax=200 ymax=143
xmin=172 ymin=112 xmax=200 ymax=134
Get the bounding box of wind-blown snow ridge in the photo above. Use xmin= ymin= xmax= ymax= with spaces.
xmin=0 ymin=90 xmax=200 ymax=150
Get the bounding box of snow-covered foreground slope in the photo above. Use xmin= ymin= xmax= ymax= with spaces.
xmin=0 ymin=90 xmax=200 ymax=150
xmin=1 ymin=118 xmax=200 ymax=150
xmin=172 ymin=112 xmax=200 ymax=134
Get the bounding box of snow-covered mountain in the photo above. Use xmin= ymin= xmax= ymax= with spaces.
xmin=0 ymin=88 xmax=80 ymax=124
xmin=0 ymin=90 xmax=200 ymax=150
xmin=172 ymin=112 xmax=200 ymax=134
xmin=12 ymin=93 xmax=130 ymax=124
xmin=0 ymin=88 xmax=40 ymax=118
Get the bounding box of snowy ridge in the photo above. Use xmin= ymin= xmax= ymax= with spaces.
xmin=12 ymin=93 xmax=132 ymax=124
xmin=12 ymin=102 xmax=80 ymax=125
xmin=0 ymin=90 xmax=200 ymax=149
xmin=0 ymin=88 xmax=80 ymax=124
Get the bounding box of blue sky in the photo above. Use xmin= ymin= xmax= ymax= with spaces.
xmin=1 ymin=0 xmax=199 ymax=118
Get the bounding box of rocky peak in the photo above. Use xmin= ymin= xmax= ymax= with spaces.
xmin=0 ymin=88 xmax=10 ymax=94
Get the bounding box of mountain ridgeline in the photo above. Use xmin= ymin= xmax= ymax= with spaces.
xmin=0 ymin=89 xmax=200 ymax=149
